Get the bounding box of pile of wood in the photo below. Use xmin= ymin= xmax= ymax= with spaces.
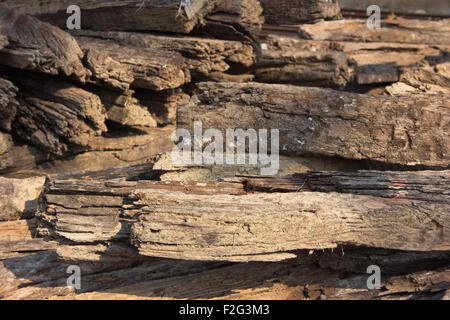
xmin=0 ymin=1 xmax=449 ymax=300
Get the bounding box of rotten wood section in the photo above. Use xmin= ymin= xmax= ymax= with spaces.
xmin=228 ymin=170 xmax=450 ymax=202
xmin=1 ymin=241 xmax=447 ymax=299
xmin=130 ymin=189 xmax=449 ymax=261
xmin=208 ymin=0 xmax=264 ymax=36
xmin=72 ymin=30 xmax=256 ymax=80
xmin=298 ymin=17 xmax=450 ymax=45
xmin=178 ymin=82 xmax=449 ymax=167
xmin=0 ymin=6 xmax=88 ymax=81
xmin=35 ymin=169 xmax=449 ymax=262
xmin=259 ymin=0 xmax=342 ymax=25
xmin=257 ymin=35 xmax=448 ymax=87
xmin=0 ymin=0 xmax=217 ymax=34
xmin=0 ymin=77 xmax=18 ymax=132
xmin=386 ymin=66 xmax=450 ymax=96
xmin=6 ymin=72 xmax=107 ymax=156
xmin=0 ymin=176 xmax=45 ymax=221
xmin=78 ymin=36 xmax=191 ymax=91
xmin=0 ymin=126 xmax=174 ymax=175
xmin=256 ymin=37 xmax=349 ymax=87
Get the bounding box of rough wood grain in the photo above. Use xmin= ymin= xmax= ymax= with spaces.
xmin=86 ymin=86 xmax=157 ymax=128
xmin=229 ymin=170 xmax=450 ymax=202
xmin=131 ymin=189 xmax=449 ymax=261
xmin=0 ymin=132 xmax=12 ymax=156
xmin=202 ymin=0 xmax=263 ymax=43
xmin=7 ymin=72 xmax=107 ymax=155
xmin=0 ymin=219 xmax=37 ymax=241
xmin=135 ymin=89 xmax=188 ymax=126
xmin=37 ymin=169 xmax=449 ymax=262
xmin=0 ymin=6 xmax=87 ymax=81
xmin=298 ymin=18 xmax=450 ymax=45
xmin=0 ymin=126 xmax=174 ymax=175
xmin=73 ymin=30 xmax=256 ymax=79
xmin=178 ymin=82 xmax=449 ymax=167
xmin=336 ymin=41 xmax=442 ymax=85
xmin=78 ymin=36 xmax=190 ymax=91
xmin=0 ymin=77 xmax=18 ymax=131
xmin=210 ymin=0 xmax=264 ymax=33
xmin=152 ymin=151 xmax=371 ymax=182
xmin=255 ymin=39 xmax=349 ymax=87
xmin=258 ymin=35 xmax=445 ymax=87
xmin=0 ymin=0 xmax=217 ymax=34
xmin=38 ymin=179 xmax=245 ymax=243
xmin=1 ymin=246 xmax=447 ymax=300
xmin=0 ymin=176 xmax=46 ymax=221
xmin=260 ymin=0 xmax=342 ymax=24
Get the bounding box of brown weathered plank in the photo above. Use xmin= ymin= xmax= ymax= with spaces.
xmin=229 ymin=170 xmax=450 ymax=202
xmin=178 ymin=82 xmax=449 ymax=167
xmin=298 ymin=18 xmax=450 ymax=45
xmin=260 ymin=0 xmax=342 ymax=25
xmin=255 ymin=38 xmax=349 ymax=87
xmin=0 ymin=0 xmax=216 ymax=34
xmin=78 ymin=36 xmax=190 ymax=91
xmin=0 ymin=6 xmax=88 ymax=80
xmin=38 ymin=172 xmax=449 ymax=261
xmin=0 ymin=77 xmax=18 ymax=132
xmin=0 ymin=218 xmax=37 ymax=241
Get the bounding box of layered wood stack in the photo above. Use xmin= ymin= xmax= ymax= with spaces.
xmin=0 ymin=1 xmax=449 ymax=300
xmin=0 ymin=0 xmax=260 ymax=174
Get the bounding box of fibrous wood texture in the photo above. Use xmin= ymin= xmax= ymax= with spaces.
xmin=78 ymin=36 xmax=191 ymax=91
xmin=178 ymin=82 xmax=449 ymax=167
xmin=0 ymin=77 xmax=18 ymax=132
xmin=229 ymin=170 xmax=450 ymax=202
xmin=130 ymin=189 xmax=449 ymax=261
xmin=257 ymin=33 xmax=448 ymax=87
xmin=73 ymin=30 xmax=256 ymax=79
xmin=298 ymin=18 xmax=450 ymax=45
xmin=0 ymin=0 xmax=217 ymax=34
xmin=0 ymin=6 xmax=88 ymax=81
xmin=260 ymin=0 xmax=342 ymax=24
xmin=35 ymin=170 xmax=449 ymax=262
xmin=0 ymin=1 xmax=449 ymax=301
xmin=256 ymin=38 xmax=349 ymax=87
xmin=7 ymin=72 xmax=107 ymax=155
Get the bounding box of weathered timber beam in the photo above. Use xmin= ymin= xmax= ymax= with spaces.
xmin=260 ymin=0 xmax=342 ymax=24
xmin=130 ymin=189 xmax=449 ymax=261
xmin=37 ymin=172 xmax=449 ymax=262
xmin=0 ymin=6 xmax=88 ymax=81
xmin=0 ymin=176 xmax=46 ymax=221
xmin=298 ymin=18 xmax=450 ymax=45
xmin=0 ymin=0 xmax=217 ymax=34
xmin=6 ymin=72 xmax=107 ymax=155
xmin=178 ymin=82 xmax=449 ymax=167
xmin=228 ymin=170 xmax=450 ymax=202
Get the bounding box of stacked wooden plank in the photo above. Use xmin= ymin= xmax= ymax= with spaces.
xmin=0 ymin=0 xmax=449 ymax=300
xmin=0 ymin=1 xmax=260 ymax=174
xmin=258 ymin=17 xmax=450 ymax=91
